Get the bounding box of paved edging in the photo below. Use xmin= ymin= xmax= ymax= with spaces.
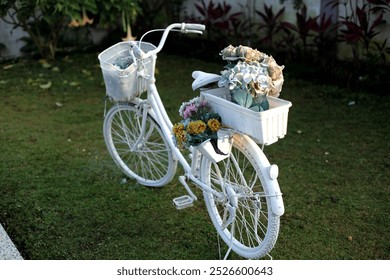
xmin=0 ymin=223 xmax=23 ymax=260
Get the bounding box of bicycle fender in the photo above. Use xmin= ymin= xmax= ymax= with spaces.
xmin=242 ymin=135 xmax=285 ymax=216
xmin=266 ymin=177 xmax=285 ymax=216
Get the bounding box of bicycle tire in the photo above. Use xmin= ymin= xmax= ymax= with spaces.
xmin=103 ymin=104 xmax=177 ymax=187
xmin=200 ymin=134 xmax=280 ymax=259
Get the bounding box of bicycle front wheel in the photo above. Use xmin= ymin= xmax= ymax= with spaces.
xmin=200 ymin=134 xmax=280 ymax=259
xmin=103 ymin=104 xmax=177 ymax=187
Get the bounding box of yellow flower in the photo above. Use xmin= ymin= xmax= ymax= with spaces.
xmin=173 ymin=123 xmax=187 ymax=147
xmin=207 ymin=118 xmax=221 ymax=132
xmin=175 ymin=130 xmax=187 ymax=146
xmin=173 ymin=123 xmax=185 ymax=136
xmin=187 ymin=120 xmax=206 ymax=135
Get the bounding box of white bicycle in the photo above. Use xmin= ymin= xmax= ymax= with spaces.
xmin=99 ymin=23 xmax=289 ymax=259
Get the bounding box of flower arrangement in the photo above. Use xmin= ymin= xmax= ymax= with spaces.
xmin=218 ymin=45 xmax=285 ymax=111
xmin=172 ymin=96 xmax=223 ymax=150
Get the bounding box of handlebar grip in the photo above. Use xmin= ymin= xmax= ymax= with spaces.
xmin=184 ymin=23 xmax=206 ymax=32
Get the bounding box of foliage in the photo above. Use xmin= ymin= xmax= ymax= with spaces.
xmin=334 ymin=0 xmax=389 ymax=62
xmin=1 ymin=0 xmax=70 ymax=60
xmin=0 ymin=0 xmax=141 ymax=60
xmin=186 ymin=0 xmax=245 ymax=47
xmin=311 ymin=13 xmax=338 ymax=55
xmin=282 ymin=5 xmax=319 ymax=54
xmin=136 ymin=0 xmax=186 ymax=32
xmin=194 ymin=0 xmax=242 ymax=34
xmin=251 ymin=1 xmax=389 ymax=92
xmin=311 ymin=13 xmax=339 ymax=72
xmin=372 ymin=38 xmax=390 ymax=65
xmin=256 ymin=4 xmax=285 ymax=52
xmin=97 ymin=0 xmax=141 ymax=33
xmin=279 ymin=0 xmax=390 ymax=66
xmin=326 ymin=0 xmax=390 ymax=90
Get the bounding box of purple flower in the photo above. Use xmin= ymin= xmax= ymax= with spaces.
xmin=183 ymin=103 xmax=197 ymax=119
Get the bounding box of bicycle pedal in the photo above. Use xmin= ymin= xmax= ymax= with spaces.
xmin=173 ymin=195 xmax=194 ymax=210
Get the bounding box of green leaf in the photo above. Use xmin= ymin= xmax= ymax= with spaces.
xmin=232 ymin=88 xmax=253 ymax=108
xmin=250 ymin=105 xmax=261 ymax=112
xmin=254 ymin=95 xmax=270 ymax=111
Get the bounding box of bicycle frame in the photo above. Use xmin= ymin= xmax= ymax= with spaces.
xmin=135 ymin=77 xmax=285 ymax=211
xmin=137 ymin=82 xmax=225 ymax=201
xmin=101 ymin=23 xmax=287 ymax=259
xmin=112 ymin=22 xmax=284 ymax=216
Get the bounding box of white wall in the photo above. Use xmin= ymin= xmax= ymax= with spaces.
xmin=0 ymin=12 xmax=28 ymax=60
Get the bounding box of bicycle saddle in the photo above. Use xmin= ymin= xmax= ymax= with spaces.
xmin=192 ymin=71 xmax=221 ymax=91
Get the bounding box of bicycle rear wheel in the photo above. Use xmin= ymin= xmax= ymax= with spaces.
xmin=103 ymin=104 xmax=177 ymax=187
xmin=200 ymin=134 xmax=280 ymax=259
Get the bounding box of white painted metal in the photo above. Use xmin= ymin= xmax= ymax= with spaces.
xmin=102 ymin=23 xmax=285 ymax=259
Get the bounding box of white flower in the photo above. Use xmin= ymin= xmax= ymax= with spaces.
xmin=218 ymin=45 xmax=284 ymax=98
xmin=243 ymin=73 xmax=252 ymax=84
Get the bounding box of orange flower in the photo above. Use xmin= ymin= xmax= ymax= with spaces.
xmin=81 ymin=9 xmax=94 ymax=26
xmin=68 ymin=8 xmax=93 ymax=28
xmin=68 ymin=18 xmax=80 ymax=27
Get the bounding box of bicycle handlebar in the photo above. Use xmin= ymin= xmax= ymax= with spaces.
xmin=131 ymin=23 xmax=206 ymax=59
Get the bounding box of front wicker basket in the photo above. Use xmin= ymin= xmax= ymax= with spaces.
xmin=98 ymin=41 xmax=156 ymax=101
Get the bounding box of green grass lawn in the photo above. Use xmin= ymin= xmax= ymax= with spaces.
xmin=0 ymin=52 xmax=389 ymax=259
